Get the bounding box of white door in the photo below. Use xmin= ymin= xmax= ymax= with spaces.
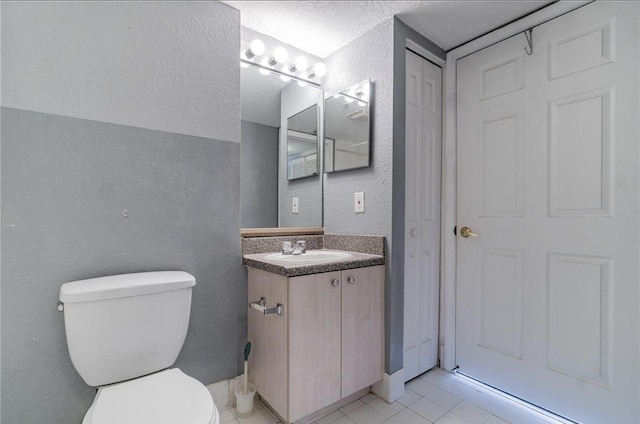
xmin=404 ymin=50 xmax=442 ymax=381
xmin=456 ymin=2 xmax=639 ymax=422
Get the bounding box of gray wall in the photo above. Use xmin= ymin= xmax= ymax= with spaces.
xmin=241 ymin=120 xmax=279 ymax=228
xmin=1 ymin=3 xmax=242 ymax=423
xmin=322 ymin=18 xmax=445 ymax=375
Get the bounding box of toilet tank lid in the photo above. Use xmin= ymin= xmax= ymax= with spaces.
xmin=60 ymin=271 xmax=196 ymax=303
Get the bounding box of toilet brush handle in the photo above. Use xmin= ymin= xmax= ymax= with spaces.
xmin=243 ymin=361 xmax=248 ymax=395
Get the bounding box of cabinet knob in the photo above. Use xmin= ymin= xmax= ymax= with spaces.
xmin=347 ymin=276 xmax=355 ymax=284
xmin=331 ymin=279 xmax=340 ymax=287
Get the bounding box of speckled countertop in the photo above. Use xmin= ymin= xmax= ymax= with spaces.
xmin=243 ymin=249 xmax=385 ymax=277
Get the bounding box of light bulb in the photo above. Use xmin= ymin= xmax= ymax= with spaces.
xmin=295 ymin=56 xmax=308 ymax=72
xmin=249 ymin=39 xmax=265 ymax=56
xmin=313 ymin=62 xmax=327 ymax=78
xmin=273 ymin=47 xmax=288 ymax=63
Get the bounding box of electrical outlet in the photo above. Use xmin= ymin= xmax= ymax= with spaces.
xmin=292 ymin=197 xmax=299 ymax=214
xmin=354 ymin=192 xmax=365 ymax=213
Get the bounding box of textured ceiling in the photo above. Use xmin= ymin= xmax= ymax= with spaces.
xmin=223 ymin=0 xmax=552 ymax=57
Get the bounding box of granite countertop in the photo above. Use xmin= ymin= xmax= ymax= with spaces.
xmin=243 ymin=249 xmax=385 ymax=277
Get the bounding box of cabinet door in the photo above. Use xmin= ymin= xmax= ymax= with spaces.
xmin=341 ymin=265 xmax=384 ymax=397
xmin=247 ymin=268 xmax=289 ymax=421
xmin=288 ymin=271 xmax=342 ymax=422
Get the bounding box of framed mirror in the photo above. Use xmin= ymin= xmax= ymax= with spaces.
xmin=287 ymin=104 xmax=319 ymax=180
xmin=324 ymin=79 xmax=371 ymax=173
xmin=239 ymin=28 xmax=324 ymax=229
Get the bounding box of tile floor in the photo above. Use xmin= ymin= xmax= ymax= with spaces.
xmin=218 ymin=368 xmax=571 ymax=424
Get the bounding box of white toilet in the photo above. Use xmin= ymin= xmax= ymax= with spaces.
xmin=59 ymin=271 xmax=220 ymax=424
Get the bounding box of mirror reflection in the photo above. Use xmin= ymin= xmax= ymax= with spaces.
xmin=287 ymin=105 xmax=319 ymax=180
xmin=324 ymin=80 xmax=371 ymax=173
xmin=239 ymin=29 xmax=324 ymax=228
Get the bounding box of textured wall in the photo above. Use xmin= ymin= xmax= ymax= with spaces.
xmin=1 ymin=1 xmax=239 ymax=142
xmin=322 ymin=18 xmax=445 ymax=375
xmin=1 ymin=2 xmax=242 ymax=423
xmin=323 ymin=19 xmax=396 ymax=371
xmin=241 ymin=120 xmax=279 ymax=228
xmin=279 ymin=82 xmax=324 ymax=227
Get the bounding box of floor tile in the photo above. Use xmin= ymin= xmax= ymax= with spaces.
xmin=340 ymin=399 xmax=365 ymax=414
xmin=396 ymin=389 xmax=422 ymax=407
xmin=434 ymin=412 xmax=473 ymax=424
xmin=346 ymin=403 xmax=387 ymax=424
xmin=449 ymin=401 xmax=492 ymax=424
xmin=419 ymin=370 xmax=453 ymax=386
xmin=360 ymin=393 xmax=378 ymax=403
xmin=407 ymin=378 xmax=437 ymax=396
xmin=485 ymin=416 xmax=510 ymax=424
xmin=331 ymin=417 xmax=357 ymax=424
xmin=425 ymin=388 xmax=463 ymax=410
xmin=385 ymin=408 xmax=434 ymax=424
xmin=315 ymin=410 xmax=345 ymax=424
xmin=220 ymin=409 xmax=238 ymax=423
xmin=463 ymin=391 xmax=505 ymax=414
xmin=408 ymin=398 xmax=448 ymax=422
xmin=367 ymin=398 xmax=406 ymax=418
xmin=494 ymin=404 xmax=540 ymax=424
xmin=439 ymin=380 xmax=477 ymax=400
xmin=237 ymin=406 xmax=278 ymax=424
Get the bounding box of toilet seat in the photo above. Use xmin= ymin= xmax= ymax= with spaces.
xmin=84 ymin=368 xmax=219 ymax=424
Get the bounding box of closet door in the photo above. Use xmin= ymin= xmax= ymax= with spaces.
xmin=404 ymin=50 xmax=442 ymax=381
xmin=456 ymin=2 xmax=639 ymax=422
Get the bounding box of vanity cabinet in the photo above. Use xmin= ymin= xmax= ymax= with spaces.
xmin=247 ymin=265 xmax=384 ymax=423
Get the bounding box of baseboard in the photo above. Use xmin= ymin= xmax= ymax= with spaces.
xmin=371 ymin=368 xmax=405 ymax=403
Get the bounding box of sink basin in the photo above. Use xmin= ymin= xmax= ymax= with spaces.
xmin=265 ymin=250 xmax=352 ymax=263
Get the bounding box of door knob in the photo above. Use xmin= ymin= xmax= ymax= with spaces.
xmin=411 ymin=229 xmax=417 ymax=237
xmin=460 ymin=226 xmax=479 ymax=238
xmin=331 ymin=279 xmax=340 ymax=287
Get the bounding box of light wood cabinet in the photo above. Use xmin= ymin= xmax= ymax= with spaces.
xmin=247 ymin=265 xmax=384 ymax=423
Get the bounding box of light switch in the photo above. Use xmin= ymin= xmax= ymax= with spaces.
xmin=354 ymin=192 xmax=364 ymax=213
xmin=292 ymin=197 xmax=299 ymax=214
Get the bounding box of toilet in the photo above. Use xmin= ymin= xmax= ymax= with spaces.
xmin=59 ymin=271 xmax=219 ymax=424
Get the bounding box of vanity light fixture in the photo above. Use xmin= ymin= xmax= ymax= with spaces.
xmin=240 ymin=40 xmax=326 ymax=87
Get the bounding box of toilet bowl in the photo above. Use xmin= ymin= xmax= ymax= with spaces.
xmin=59 ymin=271 xmax=220 ymax=424
xmin=83 ymin=369 xmax=219 ymax=424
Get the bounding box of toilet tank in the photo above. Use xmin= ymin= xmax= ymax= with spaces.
xmin=59 ymin=271 xmax=196 ymax=387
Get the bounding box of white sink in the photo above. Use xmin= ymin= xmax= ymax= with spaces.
xmin=265 ymin=250 xmax=352 ymax=263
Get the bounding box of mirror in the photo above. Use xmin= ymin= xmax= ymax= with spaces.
xmin=287 ymin=105 xmax=319 ymax=180
xmin=324 ymin=79 xmax=371 ymax=173
xmin=239 ymin=29 xmax=324 ymax=229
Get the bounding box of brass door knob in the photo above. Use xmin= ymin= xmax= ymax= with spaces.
xmin=460 ymin=226 xmax=479 ymax=238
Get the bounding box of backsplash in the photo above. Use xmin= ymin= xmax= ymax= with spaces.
xmin=241 ymin=234 xmax=385 ymax=257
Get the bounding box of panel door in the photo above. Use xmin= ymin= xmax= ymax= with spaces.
xmin=456 ymin=2 xmax=639 ymax=422
xmin=404 ymin=50 xmax=442 ymax=381
xmin=342 ymin=266 xmax=384 ymax=397
xmin=288 ymin=271 xmax=341 ymax=422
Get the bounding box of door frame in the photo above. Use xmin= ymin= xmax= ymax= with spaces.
xmin=439 ymin=0 xmax=593 ymax=371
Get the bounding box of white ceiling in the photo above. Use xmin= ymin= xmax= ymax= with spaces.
xmin=223 ymin=0 xmax=552 ymax=57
